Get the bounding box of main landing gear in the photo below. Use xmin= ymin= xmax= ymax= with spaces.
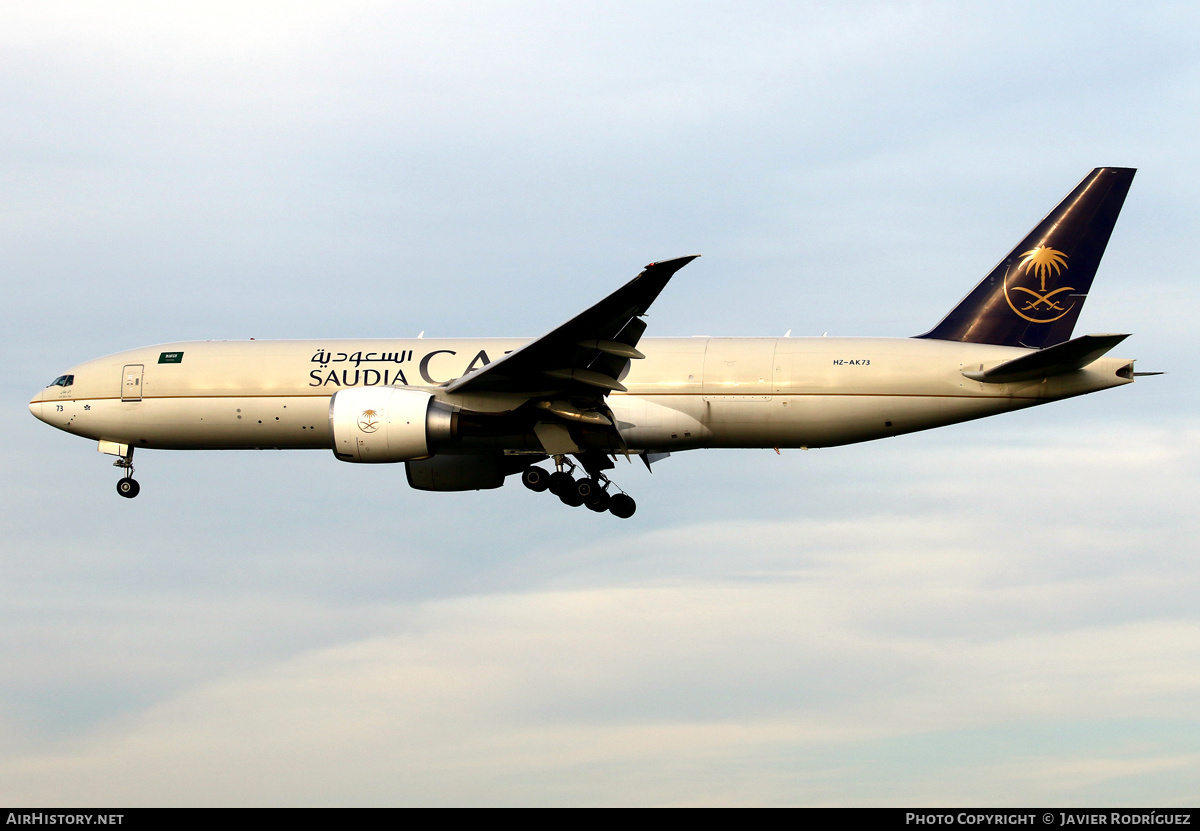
xmin=521 ymin=458 xmax=636 ymax=518
xmin=114 ymin=448 xmax=140 ymax=499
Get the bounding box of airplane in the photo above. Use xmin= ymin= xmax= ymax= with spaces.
xmin=30 ymin=167 xmax=1151 ymax=518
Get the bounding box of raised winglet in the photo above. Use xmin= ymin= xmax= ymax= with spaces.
xmin=445 ymin=255 xmax=699 ymax=396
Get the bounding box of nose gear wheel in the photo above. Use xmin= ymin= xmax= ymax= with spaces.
xmin=113 ymin=448 xmax=140 ymax=499
xmin=116 ymin=477 xmax=140 ymax=498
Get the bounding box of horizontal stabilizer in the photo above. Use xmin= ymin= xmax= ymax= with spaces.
xmin=962 ymin=333 xmax=1129 ymax=384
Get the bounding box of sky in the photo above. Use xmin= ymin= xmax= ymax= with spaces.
xmin=1 ymin=0 xmax=1197 ymax=807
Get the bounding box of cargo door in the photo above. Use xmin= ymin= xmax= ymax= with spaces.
xmin=122 ymin=364 xmax=144 ymax=402
xmin=701 ymin=339 xmax=775 ymax=435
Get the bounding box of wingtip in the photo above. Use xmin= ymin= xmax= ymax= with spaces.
xmin=644 ymin=254 xmax=701 ymax=269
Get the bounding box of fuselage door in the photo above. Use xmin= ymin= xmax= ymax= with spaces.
xmin=122 ymin=364 xmax=144 ymax=402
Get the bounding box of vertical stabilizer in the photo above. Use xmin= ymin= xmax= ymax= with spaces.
xmin=918 ymin=168 xmax=1135 ymax=348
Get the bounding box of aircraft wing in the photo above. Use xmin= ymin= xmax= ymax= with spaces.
xmin=444 ymin=255 xmax=698 ymax=398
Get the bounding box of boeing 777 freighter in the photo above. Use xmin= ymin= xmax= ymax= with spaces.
xmin=30 ymin=168 xmax=1150 ymax=517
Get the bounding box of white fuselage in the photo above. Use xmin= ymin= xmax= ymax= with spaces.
xmin=29 ymin=336 xmax=1134 ymax=455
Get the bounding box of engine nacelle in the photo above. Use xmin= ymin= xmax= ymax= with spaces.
xmin=329 ymin=387 xmax=457 ymax=463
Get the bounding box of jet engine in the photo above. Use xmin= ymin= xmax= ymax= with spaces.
xmin=329 ymin=387 xmax=457 ymax=463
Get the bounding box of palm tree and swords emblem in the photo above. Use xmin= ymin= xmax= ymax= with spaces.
xmin=1003 ymin=244 xmax=1076 ymax=323
xmin=358 ymin=409 xmax=380 ymax=432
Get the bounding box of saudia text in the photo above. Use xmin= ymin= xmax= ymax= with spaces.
xmin=308 ymin=348 xmax=499 ymax=388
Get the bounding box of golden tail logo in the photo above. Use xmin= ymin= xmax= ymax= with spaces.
xmin=1004 ymin=245 xmax=1075 ymax=323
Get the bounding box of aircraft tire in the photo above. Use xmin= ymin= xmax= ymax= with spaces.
xmin=575 ymin=478 xmax=599 ymax=500
xmin=585 ymin=489 xmax=610 ymax=512
xmin=522 ymin=467 xmax=550 ymax=492
xmin=559 ymin=488 xmax=585 ymax=507
xmin=547 ymin=471 xmax=574 ymax=496
xmin=608 ymin=493 xmax=635 ymax=519
xmin=116 ymin=477 xmax=140 ymax=499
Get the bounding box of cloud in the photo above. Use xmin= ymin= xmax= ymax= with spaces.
xmin=2 ymin=581 xmax=1198 ymax=806
xmin=2 ymin=423 xmax=1198 ymax=805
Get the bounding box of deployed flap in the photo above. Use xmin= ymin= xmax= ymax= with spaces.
xmin=445 ymin=255 xmax=698 ymax=396
xmin=533 ymin=421 xmax=579 ymax=455
xmin=962 ymin=333 xmax=1129 ymax=384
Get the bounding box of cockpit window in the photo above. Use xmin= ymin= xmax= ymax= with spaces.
xmin=47 ymin=375 xmax=74 ymax=387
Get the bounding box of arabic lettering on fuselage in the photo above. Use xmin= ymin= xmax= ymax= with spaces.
xmin=308 ymin=347 xmax=496 ymax=387
xmin=310 ymin=349 xmax=413 ymax=368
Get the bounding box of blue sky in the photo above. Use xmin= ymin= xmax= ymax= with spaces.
xmin=2 ymin=1 xmax=1197 ymax=806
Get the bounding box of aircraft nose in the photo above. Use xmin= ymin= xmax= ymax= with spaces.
xmin=29 ymin=395 xmax=44 ymax=423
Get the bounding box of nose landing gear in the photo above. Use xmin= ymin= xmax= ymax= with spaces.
xmin=113 ymin=448 xmax=140 ymax=499
xmin=521 ymin=457 xmax=636 ymax=518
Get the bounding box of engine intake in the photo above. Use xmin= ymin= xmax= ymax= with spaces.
xmin=329 ymin=387 xmax=457 ymax=463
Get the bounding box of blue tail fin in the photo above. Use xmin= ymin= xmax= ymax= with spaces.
xmin=917 ymin=168 xmax=1135 ymax=348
